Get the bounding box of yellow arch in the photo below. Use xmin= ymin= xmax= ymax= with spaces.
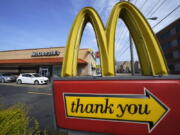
xmin=61 ymin=1 xmax=168 ymax=77
xmin=61 ymin=7 xmax=113 ymax=76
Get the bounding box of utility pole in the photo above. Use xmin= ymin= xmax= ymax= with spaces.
xmin=129 ymin=36 xmax=135 ymax=75
xmin=125 ymin=0 xmax=158 ymax=75
xmin=127 ymin=0 xmax=135 ymax=75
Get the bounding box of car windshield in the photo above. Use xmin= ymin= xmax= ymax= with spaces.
xmin=2 ymin=73 xmax=12 ymax=76
xmin=33 ymin=74 xmax=42 ymax=77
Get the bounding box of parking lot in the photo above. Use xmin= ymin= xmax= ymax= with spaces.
xmin=0 ymin=82 xmax=107 ymax=135
xmin=0 ymin=82 xmax=54 ymax=130
xmin=0 ymin=82 xmax=51 ymax=88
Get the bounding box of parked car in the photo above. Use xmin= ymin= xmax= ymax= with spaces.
xmin=16 ymin=73 xmax=49 ymax=85
xmin=0 ymin=73 xmax=17 ymax=83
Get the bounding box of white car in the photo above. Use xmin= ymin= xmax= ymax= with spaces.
xmin=16 ymin=73 xmax=49 ymax=85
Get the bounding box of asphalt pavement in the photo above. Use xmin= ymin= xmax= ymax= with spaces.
xmin=0 ymin=83 xmax=109 ymax=135
xmin=0 ymin=83 xmax=54 ymax=130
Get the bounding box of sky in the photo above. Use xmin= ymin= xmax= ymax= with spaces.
xmin=0 ymin=0 xmax=179 ymax=61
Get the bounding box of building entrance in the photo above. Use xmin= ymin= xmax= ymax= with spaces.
xmin=39 ymin=67 xmax=49 ymax=77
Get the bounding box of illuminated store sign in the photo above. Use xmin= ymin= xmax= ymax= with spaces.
xmin=31 ymin=50 xmax=60 ymax=57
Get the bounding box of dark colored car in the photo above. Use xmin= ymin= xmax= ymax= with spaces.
xmin=0 ymin=73 xmax=17 ymax=83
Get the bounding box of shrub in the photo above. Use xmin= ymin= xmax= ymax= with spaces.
xmin=0 ymin=104 xmax=68 ymax=135
xmin=0 ymin=104 xmax=30 ymax=135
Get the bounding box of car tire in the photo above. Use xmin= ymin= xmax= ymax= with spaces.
xmin=34 ymin=80 xmax=39 ymax=85
xmin=17 ymin=79 xmax=22 ymax=84
xmin=1 ymin=79 xmax=5 ymax=83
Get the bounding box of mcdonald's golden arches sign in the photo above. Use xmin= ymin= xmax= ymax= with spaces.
xmin=61 ymin=1 xmax=168 ymax=77
xmin=53 ymin=2 xmax=180 ymax=135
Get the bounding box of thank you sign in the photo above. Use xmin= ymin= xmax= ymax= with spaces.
xmin=64 ymin=89 xmax=169 ymax=133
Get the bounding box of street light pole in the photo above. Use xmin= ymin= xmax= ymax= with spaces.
xmin=129 ymin=35 xmax=135 ymax=75
xmin=129 ymin=17 xmax=158 ymax=76
xmin=126 ymin=0 xmax=158 ymax=75
xmin=127 ymin=0 xmax=135 ymax=75
xmin=127 ymin=0 xmax=158 ymax=76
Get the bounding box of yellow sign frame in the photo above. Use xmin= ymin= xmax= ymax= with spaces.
xmin=61 ymin=1 xmax=168 ymax=77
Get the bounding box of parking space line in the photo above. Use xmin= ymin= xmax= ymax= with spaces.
xmin=28 ymin=91 xmax=52 ymax=96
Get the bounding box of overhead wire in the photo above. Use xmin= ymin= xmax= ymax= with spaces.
xmin=116 ymin=28 xmax=129 ymax=58
xmin=120 ymin=45 xmax=129 ymax=55
xmin=118 ymin=46 xmax=130 ymax=60
xmin=144 ymin=0 xmax=161 ymax=17
xmin=148 ymin=0 xmax=167 ymax=17
xmin=119 ymin=0 xmax=179 ymax=62
xmin=118 ymin=39 xmax=129 ymax=55
xmin=115 ymin=25 xmax=126 ymax=46
xmin=116 ymin=0 xmax=135 ymax=56
xmin=118 ymin=0 xmax=168 ymax=61
xmin=115 ymin=21 xmax=129 ymax=59
xmin=118 ymin=0 xmax=148 ymax=59
xmin=152 ymin=5 xmax=180 ymax=28
xmin=116 ymin=27 xmax=127 ymax=45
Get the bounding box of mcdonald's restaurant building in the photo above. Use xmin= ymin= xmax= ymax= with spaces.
xmin=0 ymin=47 xmax=97 ymax=78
